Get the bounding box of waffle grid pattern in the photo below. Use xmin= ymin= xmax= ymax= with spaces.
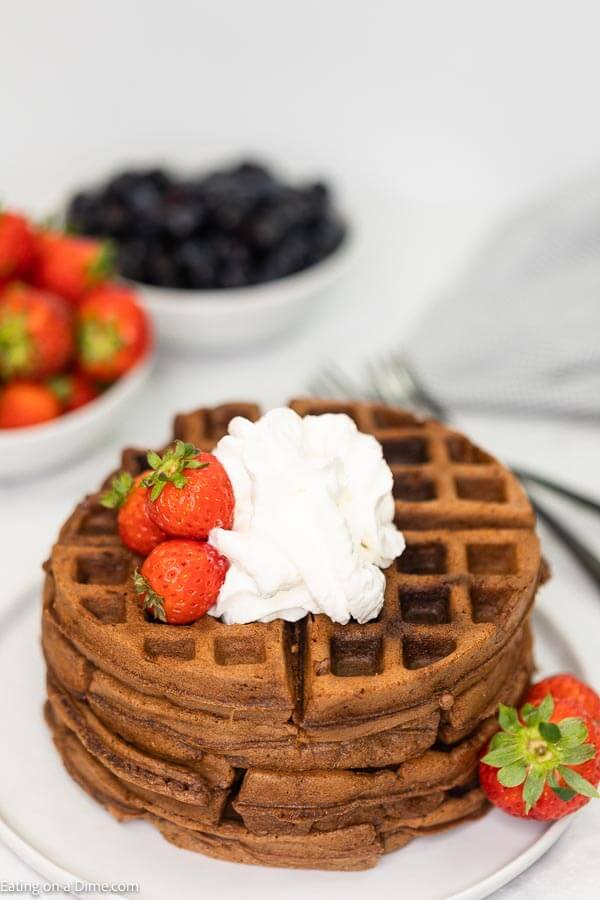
xmin=51 ymin=399 xmax=540 ymax=731
xmin=42 ymin=399 xmax=543 ymax=869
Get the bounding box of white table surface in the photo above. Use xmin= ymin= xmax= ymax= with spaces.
xmin=1 ymin=200 xmax=598 ymax=898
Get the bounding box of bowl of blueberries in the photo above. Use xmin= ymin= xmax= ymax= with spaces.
xmin=66 ymin=161 xmax=355 ymax=350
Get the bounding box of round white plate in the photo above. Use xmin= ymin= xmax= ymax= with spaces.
xmin=0 ymin=587 xmax=584 ymax=900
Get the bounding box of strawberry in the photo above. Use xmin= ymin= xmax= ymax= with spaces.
xmin=133 ymin=539 xmax=229 ymax=624
xmin=101 ymin=470 xmax=167 ymax=556
xmin=33 ymin=231 xmax=115 ymax=304
xmin=143 ymin=441 xmax=234 ymax=539
xmin=76 ymin=285 xmax=149 ymax=382
xmin=0 ymin=284 xmax=73 ymax=379
xmin=0 ymin=380 xmax=61 ymax=428
xmin=479 ymin=692 xmax=600 ymax=820
xmin=0 ymin=212 xmax=35 ymax=279
xmin=48 ymin=372 xmax=99 ymax=413
xmin=526 ymin=674 xmax=600 ymax=724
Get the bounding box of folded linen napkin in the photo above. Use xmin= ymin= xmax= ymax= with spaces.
xmin=409 ymin=172 xmax=600 ymax=419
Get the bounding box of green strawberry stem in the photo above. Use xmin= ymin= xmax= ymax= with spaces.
xmin=133 ymin=568 xmax=166 ymax=623
xmin=47 ymin=374 xmax=73 ymax=404
xmin=482 ymin=695 xmax=599 ymax=813
xmin=78 ymin=318 xmax=123 ymax=365
xmin=87 ymin=240 xmax=117 ymax=283
xmin=0 ymin=311 xmax=33 ymax=378
xmin=142 ymin=440 xmax=207 ymax=501
xmin=100 ymin=472 xmax=135 ymax=509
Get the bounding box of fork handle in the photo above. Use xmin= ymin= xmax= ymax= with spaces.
xmin=513 ymin=468 xmax=600 ymax=517
xmin=529 ymin=495 xmax=600 ymax=590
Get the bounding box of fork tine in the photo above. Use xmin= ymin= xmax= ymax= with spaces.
xmin=390 ymin=354 xmax=447 ymax=420
xmin=308 ymin=365 xmax=359 ymax=399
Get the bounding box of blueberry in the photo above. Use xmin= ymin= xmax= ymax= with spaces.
xmin=218 ymin=260 xmax=251 ymax=288
xmin=174 ymin=240 xmax=218 ymax=288
xmin=306 ymin=218 xmax=345 ymax=262
xmin=163 ymin=202 xmax=206 ymax=241
xmin=143 ymin=247 xmax=179 ymax=287
xmin=117 ymin=239 xmax=147 ymax=281
xmin=65 ymin=161 xmax=346 ymax=290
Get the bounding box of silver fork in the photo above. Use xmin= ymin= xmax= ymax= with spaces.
xmin=309 ymin=354 xmax=600 ymax=589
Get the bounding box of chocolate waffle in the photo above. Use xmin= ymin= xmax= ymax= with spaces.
xmin=42 ymin=399 xmax=544 ymax=869
xmin=46 ymin=700 xmax=489 ymax=870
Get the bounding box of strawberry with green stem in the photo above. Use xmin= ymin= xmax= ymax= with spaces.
xmin=527 ymin=673 xmax=600 ymax=723
xmin=133 ymin=539 xmax=229 ymax=625
xmin=33 ymin=231 xmax=115 ymax=304
xmin=76 ymin=284 xmax=149 ymax=382
xmin=101 ymin=470 xmax=167 ymax=556
xmin=479 ymin=693 xmax=600 ymax=820
xmin=143 ymin=441 xmax=234 ymax=539
xmin=48 ymin=372 xmax=99 ymax=412
xmin=0 ymin=284 xmax=73 ymax=379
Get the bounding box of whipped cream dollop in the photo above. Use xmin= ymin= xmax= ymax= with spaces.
xmin=208 ymin=407 xmax=405 ymax=625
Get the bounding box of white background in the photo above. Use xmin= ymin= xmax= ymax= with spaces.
xmin=1 ymin=1 xmax=600 ymax=897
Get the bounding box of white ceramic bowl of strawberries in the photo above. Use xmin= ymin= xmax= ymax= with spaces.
xmin=0 ymin=210 xmax=154 ymax=478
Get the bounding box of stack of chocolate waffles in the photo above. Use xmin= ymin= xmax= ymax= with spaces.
xmin=42 ymin=399 xmax=545 ymax=870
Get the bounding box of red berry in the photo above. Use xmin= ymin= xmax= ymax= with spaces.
xmin=0 ymin=212 xmax=35 ymax=279
xmin=49 ymin=372 xmax=99 ymax=413
xmin=479 ymin=694 xmax=600 ymax=821
xmin=134 ymin=540 xmax=229 ymax=625
xmin=144 ymin=443 xmax=234 ymax=540
xmin=77 ymin=284 xmax=149 ymax=382
xmin=0 ymin=381 xmax=61 ymax=428
xmin=33 ymin=231 xmax=114 ymax=304
xmin=101 ymin=471 xmax=166 ymax=556
xmin=526 ymin=674 xmax=600 ymax=724
xmin=0 ymin=283 xmax=73 ymax=379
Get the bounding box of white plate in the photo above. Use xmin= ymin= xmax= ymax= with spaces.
xmin=0 ymin=353 xmax=154 ymax=479
xmin=133 ymin=226 xmax=358 ymax=352
xmin=0 ymin=586 xmax=585 ymax=900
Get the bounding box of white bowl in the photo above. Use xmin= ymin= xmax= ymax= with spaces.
xmin=0 ymin=353 xmax=154 ymax=479
xmin=131 ymin=227 xmax=358 ymax=351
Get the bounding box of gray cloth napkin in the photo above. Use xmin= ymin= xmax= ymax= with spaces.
xmin=410 ymin=172 xmax=600 ymax=419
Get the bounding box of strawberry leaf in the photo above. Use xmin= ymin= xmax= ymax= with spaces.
xmin=560 ymin=745 xmax=597 ymax=766
xmin=548 ymin=771 xmax=576 ymax=802
xmin=498 ymin=704 xmax=520 ymax=734
xmin=147 ymin=450 xmax=162 ymax=469
xmin=536 ymin=694 xmax=554 ymax=722
xmin=558 ymin=766 xmax=600 ymax=799
xmin=520 ymin=702 xmax=541 ymax=726
xmin=523 ymin=768 xmax=546 ymax=814
xmin=482 ymin=744 xmax=526 ymax=768
xmin=489 ymin=731 xmax=519 ymax=751
xmin=133 ymin=567 xmax=166 ymax=623
xmin=100 ymin=471 xmax=134 ymax=509
xmin=557 ymin=718 xmax=588 ymax=747
xmin=539 ymin=722 xmax=562 ymax=743
xmin=498 ymin=764 xmax=527 ymax=787
xmin=142 ymin=440 xmax=205 ymax=500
